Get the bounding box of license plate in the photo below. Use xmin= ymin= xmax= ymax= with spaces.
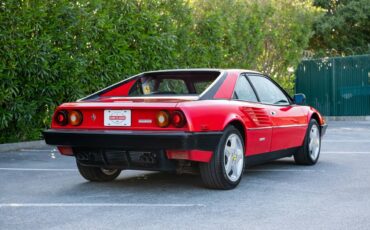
xmin=104 ymin=110 xmax=131 ymax=126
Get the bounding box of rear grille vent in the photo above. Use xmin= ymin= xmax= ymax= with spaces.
xmin=74 ymin=148 xmax=160 ymax=167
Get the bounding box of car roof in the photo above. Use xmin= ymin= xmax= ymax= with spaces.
xmin=141 ymin=68 xmax=262 ymax=75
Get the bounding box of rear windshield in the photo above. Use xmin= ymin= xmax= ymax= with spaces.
xmin=128 ymin=71 xmax=220 ymax=96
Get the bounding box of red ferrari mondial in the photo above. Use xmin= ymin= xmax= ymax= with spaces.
xmin=43 ymin=69 xmax=327 ymax=189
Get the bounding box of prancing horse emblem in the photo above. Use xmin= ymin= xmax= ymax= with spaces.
xmin=91 ymin=113 xmax=96 ymax=121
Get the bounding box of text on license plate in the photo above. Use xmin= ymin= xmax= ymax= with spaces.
xmin=104 ymin=110 xmax=131 ymax=126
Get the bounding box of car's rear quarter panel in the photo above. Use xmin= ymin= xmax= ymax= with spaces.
xmin=179 ymin=100 xmax=246 ymax=131
xmin=179 ymin=100 xmax=274 ymax=156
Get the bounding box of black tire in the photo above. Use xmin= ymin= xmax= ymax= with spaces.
xmin=199 ymin=126 xmax=245 ymax=190
xmin=294 ymin=119 xmax=321 ymax=165
xmin=76 ymin=161 xmax=121 ymax=182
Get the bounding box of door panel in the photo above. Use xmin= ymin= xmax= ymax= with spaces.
xmin=268 ymin=105 xmax=307 ymax=151
xmin=245 ymin=127 xmax=272 ymax=155
xmin=240 ymin=106 xmax=272 ymax=155
xmin=246 ymin=74 xmax=308 ymax=153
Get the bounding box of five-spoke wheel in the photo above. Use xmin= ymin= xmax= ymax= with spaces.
xmin=294 ymin=119 xmax=321 ymax=165
xmin=224 ymin=134 xmax=244 ymax=182
xmin=200 ymin=126 xmax=245 ymax=190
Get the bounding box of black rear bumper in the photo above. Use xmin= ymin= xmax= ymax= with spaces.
xmin=42 ymin=129 xmax=222 ymax=151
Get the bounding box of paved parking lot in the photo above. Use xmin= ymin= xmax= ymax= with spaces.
xmin=1 ymin=121 xmax=370 ymax=230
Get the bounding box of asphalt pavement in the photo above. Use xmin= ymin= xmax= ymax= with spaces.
xmin=1 ymin=121 xmax=370 ymax=230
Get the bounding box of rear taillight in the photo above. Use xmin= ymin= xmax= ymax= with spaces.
xmin=54 ymin=110 xmax=68 ymax=126
xmin=156 ymin=110 xmax=186 ymax=128
xmin=156 ymin=110 xmax=170 ymax=127
xmin=171 ymin=111 xmax=186 ymax=128
xmin=69 ymin=110 xmax=83 ymax=126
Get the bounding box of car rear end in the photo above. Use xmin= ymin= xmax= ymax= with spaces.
xmin=43 ymin=70 xmax=224 ymax=172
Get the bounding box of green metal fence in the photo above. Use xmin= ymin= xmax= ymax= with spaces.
xmin=295 ymin=54 xmax=370 ymax=116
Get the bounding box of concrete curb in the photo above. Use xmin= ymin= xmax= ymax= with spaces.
xmin=325 ymin=116 xmax=370 ymax=121
xmin=0 ymin=140 xmax=47 ymax=153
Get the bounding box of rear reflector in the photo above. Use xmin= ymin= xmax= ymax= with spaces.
xmin=57 ymin=146 xmax=73 ymax=156
xmin=166 ymin=150 xmax=189 ymax=160
xmin=166 ymin=150 xmax=213 ymax=162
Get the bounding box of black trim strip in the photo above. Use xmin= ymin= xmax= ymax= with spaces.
xmin=42 ymin=129 xmax=223 ymax=151
xmin=246 ymin=147 xmax=300 ymax=167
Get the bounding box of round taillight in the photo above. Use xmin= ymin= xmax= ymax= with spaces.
xmin=54 ymin=110 xmax=68 ymax=126
xmin=171 ymin=111 xmax=186 ymax=128
xmin=69 ymin=110 xmax=83 ymax=126
xmin=156 ymin=110 xmax=170 ymax=128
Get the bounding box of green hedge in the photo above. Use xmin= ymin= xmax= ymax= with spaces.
xmin=0 ymin=0 xmax=320 ymax=143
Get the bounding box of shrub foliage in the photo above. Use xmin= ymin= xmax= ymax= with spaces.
xmin=0 ymin=0 xmax=320 ymax=143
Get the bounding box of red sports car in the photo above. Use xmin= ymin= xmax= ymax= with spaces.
xmin=43 ymin=69 xmax=327 ymax=189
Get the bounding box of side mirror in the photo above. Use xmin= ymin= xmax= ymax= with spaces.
xmin=293 ymin=93 xmax=306 ymax=105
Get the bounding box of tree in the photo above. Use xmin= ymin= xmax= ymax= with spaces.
xmin=256 ymin=0 xmax=322 ymax=93
xmin=309 ymin=0 xmax=370 ymax=57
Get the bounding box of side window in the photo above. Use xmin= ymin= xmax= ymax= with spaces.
xmin=248 ymin=75 xmax=290 ymax=105
xmin=233 ymin=75 xmax=258 ymax=102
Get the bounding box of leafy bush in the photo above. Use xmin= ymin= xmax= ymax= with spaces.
xmin=0 ymin=0 xmax=320 ymax=143
xmin=309 ymin=0 xmax=370 ymax=57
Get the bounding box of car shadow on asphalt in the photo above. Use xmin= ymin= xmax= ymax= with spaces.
xmin=66 ymin=172 xmax=207 ymax=194
xmin=61 ymin=158 xmax=323 ymax=194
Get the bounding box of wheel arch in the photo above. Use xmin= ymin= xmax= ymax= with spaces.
xmin=308 ymin=108 xmax=326 ymax=136
xmin=227 ymin=120 xmax=245 ymax=138
xmin=308 ymin=107 xmax=325 ymax=124
xmin=310 ymin=112 xmax=321 ymax=124
xmin=223 ymin=114 xmax=246 ymax=138
xmin=223 ymin=118 xmax=246 ymax=153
